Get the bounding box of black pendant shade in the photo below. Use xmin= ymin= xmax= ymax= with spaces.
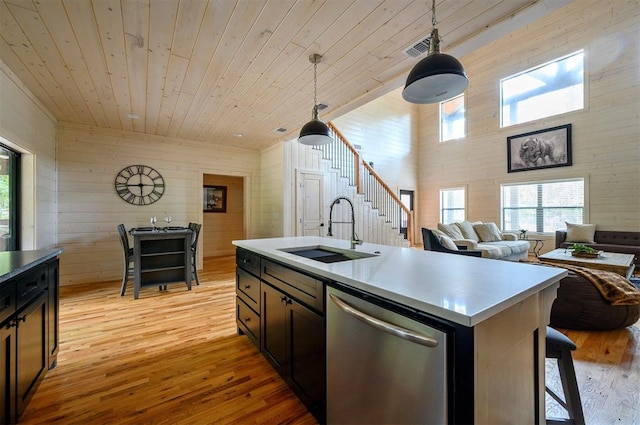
xmin=402 ymin=52 xmax=468 ymax=104
xmin=298 ymin=116 xmax=332 ymax=146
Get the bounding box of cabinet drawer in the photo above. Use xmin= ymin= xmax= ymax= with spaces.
xmin=261 ymin=259 xmax=325 ymax=313
xmin=236 ymin=248 xmax=261 ymax=277
xmin=236 ymin=268 xmax=260 ymax=312
xmin=0 ymin=279 xmax=17 ymax=324
xmin=17 ymin=266 xmax=48 ymax=311
xmin=236 ymin=297 xmax=259 ymax=347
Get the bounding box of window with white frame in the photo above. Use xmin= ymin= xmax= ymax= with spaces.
xmin=501 ymin=51 xmax=584 ymax=127
xmin=440 ymin=188 xmax=465 ymax=224
xmin=501 ymin=178 xmax=584 ymax=233
xmin=440 ymin=94 xmax=466 ymax=142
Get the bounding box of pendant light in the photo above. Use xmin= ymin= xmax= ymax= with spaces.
xmin=298 ymin=54 xmax=332 ymax=146
xmin=402 ymin=0 xmax=469 ymax=104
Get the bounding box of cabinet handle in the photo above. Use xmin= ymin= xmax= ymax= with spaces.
xmin=281 ymin=296 xmax=287 ymax=303
xmin=244 ymin=317 xmax=251 ymax=322
xmin=329 ymin=293 xmax=439 ymax=348
xmin=244 ymin=285 xmax=251 ymax=290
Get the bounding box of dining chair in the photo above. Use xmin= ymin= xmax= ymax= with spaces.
xmin=117 ymin=224 xmax=134 ymax=296
xmin=188 ymin=222 xmax=202 ymax=285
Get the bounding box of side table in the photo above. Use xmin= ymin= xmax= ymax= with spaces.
xmin=524 ymin=238 xmax=544 ymax=257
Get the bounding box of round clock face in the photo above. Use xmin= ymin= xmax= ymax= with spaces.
xmin=114 ymin=165 xmax=165 ymax=205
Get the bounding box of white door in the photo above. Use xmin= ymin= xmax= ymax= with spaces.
xmin=297 ymin=172 xmax=324 ymax=236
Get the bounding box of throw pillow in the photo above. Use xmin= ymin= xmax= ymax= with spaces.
xmin=439 ymin=235 xmax=459 ymax=251
xmin=437 ymin=223 xmax=464 ymax=240
xmin=454 ymin=221 xmax=480 ymax=241
xmin=474 ymin=222 xmax=503 ymax=242
xmin=565 ymin=222 xmax=596 ymax=244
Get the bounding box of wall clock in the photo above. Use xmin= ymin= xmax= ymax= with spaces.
xmin=114 ymin=165 xmax=165 ymax=205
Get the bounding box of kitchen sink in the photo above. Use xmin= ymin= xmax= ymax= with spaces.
xmin=279 ymin=245 xmax=378 ymax=263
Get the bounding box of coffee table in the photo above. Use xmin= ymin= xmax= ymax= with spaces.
xmin=538 ymin=248 xmax=635 ymax=279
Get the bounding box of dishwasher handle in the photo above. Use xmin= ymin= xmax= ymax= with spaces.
xmin=329 ymin=293 xmax=439 ymax=348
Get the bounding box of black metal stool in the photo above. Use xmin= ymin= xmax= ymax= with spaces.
xmin=546 ymin=326 xmax=585 ymax=425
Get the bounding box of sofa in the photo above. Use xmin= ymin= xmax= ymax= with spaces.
xmin=430 ymin=221 xmax=530 ymax=261
xmin=555 ymin=228 xmax=640 ymax=266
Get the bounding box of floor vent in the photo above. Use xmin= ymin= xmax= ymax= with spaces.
xmin=404 ymin=36 xmax=431 ymax=58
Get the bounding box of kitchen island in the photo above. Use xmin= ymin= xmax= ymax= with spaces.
xmin=0 ymin=249 xmax=63 ymax=423
xmin=233 ymin=236 xmax=566 ymax=424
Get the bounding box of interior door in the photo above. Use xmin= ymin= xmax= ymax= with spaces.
xmin=297 ymin=172 xmax=324 ymax=236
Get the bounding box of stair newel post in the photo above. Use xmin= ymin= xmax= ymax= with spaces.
xmin=355 ymin=150 xmax=362 ymax=194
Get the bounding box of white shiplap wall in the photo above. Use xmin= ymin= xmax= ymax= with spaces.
xmin=417 ymin=0 xmax=640 ymax=252
xmin=0 ymin=59 xmax=57 ymax=250
xmin=57 ymin=122 xmax=260 ymax=285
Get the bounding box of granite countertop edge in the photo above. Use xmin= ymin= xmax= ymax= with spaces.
xmin=0 ymin=249 xmax=64 ymax=284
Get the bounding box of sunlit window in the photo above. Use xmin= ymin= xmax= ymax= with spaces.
xmin=501 ymin=179 xmax=584 ymax=233
xmin=440 ymin=188 xmax=465 ymax=224
xmin=501 ymin=51 xmax=584 ymax=127
xmin=440 ymin=94 xmax=465 ymax=142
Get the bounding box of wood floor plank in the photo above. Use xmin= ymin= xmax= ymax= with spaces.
xmin=19 ymin=255 xmax=639 ymax=424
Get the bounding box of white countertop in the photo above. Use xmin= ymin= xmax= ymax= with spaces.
xmin=233 ymin=236 xmax=566 ymax=327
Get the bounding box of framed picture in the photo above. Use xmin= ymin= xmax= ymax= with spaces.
xmin=507 ymin=124 xmax=572 ymax=173
xmin=203 ymin=185 xmax=227 ymax=213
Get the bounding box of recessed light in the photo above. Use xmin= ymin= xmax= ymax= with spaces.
xmin=127 ymin=113 xmax=140 ymax=119
xmin=233 ymin=133 xmax=244 ymax=137
xmin=275 ymin=127 xmax=287 ymax=133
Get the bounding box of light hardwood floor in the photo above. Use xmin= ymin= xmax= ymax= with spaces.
xmin=20 ymin=255 xmax=639 ymax=424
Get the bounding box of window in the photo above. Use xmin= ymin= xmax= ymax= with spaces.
xmin=440 ymin=94 xmax=465 ymax=142
xmin=501 ymin=179 xmax=584 ymax=233
xmin=0 ymin=144 xmax=19 ymax=251
xmin=501 ymin=51 xmax=584 ymax=127
xmin=440 ymin=188 xmax=465 ymax=224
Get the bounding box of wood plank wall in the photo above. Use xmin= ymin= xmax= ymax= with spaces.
xmin=0 ymin=59 xmax=57 ymax=250
xmin=56 ymin=122 xmax=260 ymax=286
xmin=416 ymin=0 xmax=640 ymax=250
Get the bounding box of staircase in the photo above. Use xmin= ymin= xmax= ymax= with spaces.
xmin=310 ymin=122 xmax=413 ymax=247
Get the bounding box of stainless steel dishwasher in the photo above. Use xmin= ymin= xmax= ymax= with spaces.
xmin=327 ymin=285 xmax=448 ymax=424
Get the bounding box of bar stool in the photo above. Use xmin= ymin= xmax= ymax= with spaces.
xmin=545 ymin=326 xmax=585 ymax=425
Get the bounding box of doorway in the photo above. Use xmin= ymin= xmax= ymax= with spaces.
xmin=399 ymin=189 xmax=414 ymax=240
xmin=296 ymin=171 xmax=324 ymax=236
xmin=0 ymin=144 xmax=19 ymax=251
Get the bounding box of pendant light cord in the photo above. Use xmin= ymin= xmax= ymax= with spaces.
xmin=432 ymin=0 xmax=437 ymax=28
xmin=313 ymin=59 xmax=318 ymax=108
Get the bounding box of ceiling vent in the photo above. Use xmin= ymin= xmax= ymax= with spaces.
xmin=404 ymin=36 xmax=431 ymax=58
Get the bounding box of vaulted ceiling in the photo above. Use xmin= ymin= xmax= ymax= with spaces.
xmin=0 ymin=0 xmax=572 ymax=150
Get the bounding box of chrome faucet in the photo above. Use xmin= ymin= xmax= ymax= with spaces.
xmin=327 ymin=196 xmax=362 ymax=249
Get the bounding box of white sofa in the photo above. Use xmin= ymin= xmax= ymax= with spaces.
xmin=435 ymin=221 xmax=530 ymax=261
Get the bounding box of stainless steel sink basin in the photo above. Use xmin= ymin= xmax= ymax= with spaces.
xmin=279 ymin=245 xmax=378 ymax=263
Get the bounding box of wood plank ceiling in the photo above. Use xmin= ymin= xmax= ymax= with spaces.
xmin=1 ymin=0 xmax=564 ymax=150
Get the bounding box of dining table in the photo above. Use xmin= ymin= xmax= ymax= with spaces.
xmin=129 ymin=227 xmax=193 ymax=299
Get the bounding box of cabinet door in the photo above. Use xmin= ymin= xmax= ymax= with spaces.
xmin=288 ymin=299 xmax=325 ymax=418
xmin=0 ymin=320 xmax=16 ymax=425
xmin=261 ymin=283 xmax=287 ymax=375
xmin=48 ymin=259 xmax=60 ymax=369
xmin=16 ymin=291 xmax=48 ymax=418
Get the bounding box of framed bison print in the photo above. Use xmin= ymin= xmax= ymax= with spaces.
xmin=507 ymin=124 xmax=572 ymax=173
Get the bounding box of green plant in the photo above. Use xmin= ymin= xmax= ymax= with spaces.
xmin=570 ymin=243 xmax=595 ymax=254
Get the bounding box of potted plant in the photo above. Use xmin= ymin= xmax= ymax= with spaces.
xmin=570 ymin=243 xmax=598 ymax=257
xmin=519 ymin=229 xmax=528 ymax=240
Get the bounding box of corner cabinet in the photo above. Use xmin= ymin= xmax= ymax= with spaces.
xmin=0 ymin=255 xmax=60 ymax=425
xmin=235 ymin=250 xmax=326 ymax=423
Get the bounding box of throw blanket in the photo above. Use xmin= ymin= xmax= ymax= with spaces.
xmin=538 ymin=260 xmax=640 ymax=306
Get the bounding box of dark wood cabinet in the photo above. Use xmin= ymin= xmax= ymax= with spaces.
xmin=47 ymin=260 xmax=60 ymax=369
xmin=16 ymin=290 xmax=48 ymax=419
xmin=259 ymin=259 xmax=325 ymax=422
xmin=0 ymin=255 xmax=60 ymax=424
xmin=235 ymin=249 xmax=326 ymax=422
xmin=0 ymin=316 xmax=16 ymax=425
